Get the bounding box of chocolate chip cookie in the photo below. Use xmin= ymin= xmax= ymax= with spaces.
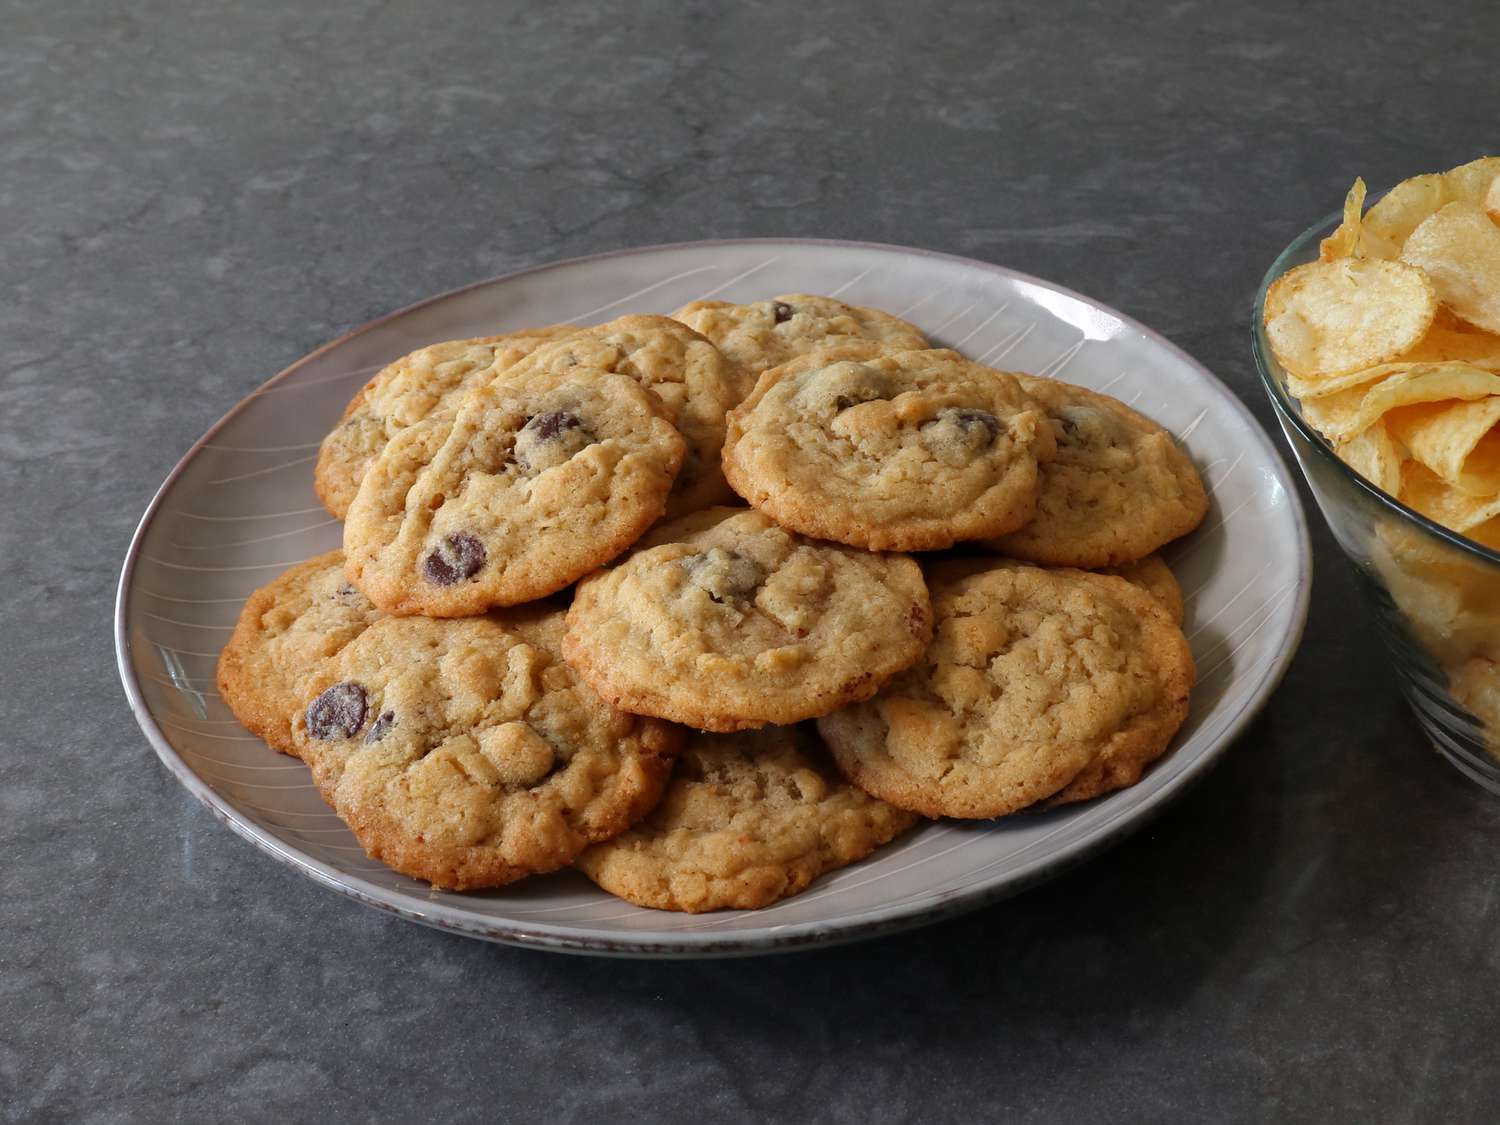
xmin=343 ymin=367 xmax=685 ymax=616
xmin=986 ymin=376 xmax=1208 ymax=568
xmin=289 ymin=606 xmax=681 ymax=890
xmin=497 ymin=315 xmax=743 ymax=519
xmin=818 ymin=560 xmax=1195 ymax=817
xmin=672 ymin=293 xmax=927 ymax=387
xmin=315 ymin=328 xmax=575 ymax=518
xmin=563 ymin=507 xmax=932 ymax=731
xmin=215 ymin=550 xmax=383 ymax=756
xmin=721 ymin=348 xmax=1057 ymax=550
xmin=576 ymin=725 xmax=917 ymax=912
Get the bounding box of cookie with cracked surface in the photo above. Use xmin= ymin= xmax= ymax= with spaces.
xmin=315 ymin=328 xmax=575 ymax=518
xmin=1097 ymin=553 xmax=1184 ymax=624
xmin=721 ymin=348 xmax=1057 ymax=550
xmin=563 ymin=507 xmax=932 ymax=731
xmin=215 ymin=550 xmax=383 ymax=756
xmin=985 ymin=376 xmax=1208 ymax=568
xmin=672 ymin=294 xmax=928 ymax=386
xmin=496 ymin=315 xmax=743 ymax=519
xmin=289 ymin=607 xmax=681 ymax=890
xmin=344 ymin=366 xmax=686 ymax=616
xmin=576 ymin=725 xmax=918 ymax=913
xmin=818 ymin=560 xmax=1195 ymax=818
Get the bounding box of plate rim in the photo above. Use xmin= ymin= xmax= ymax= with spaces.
xmin=116 ymin=236 xmax=1314 ymax=958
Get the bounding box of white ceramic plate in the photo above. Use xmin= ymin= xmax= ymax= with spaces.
xmin=117 ymin=239 xmax=1311 ymax=957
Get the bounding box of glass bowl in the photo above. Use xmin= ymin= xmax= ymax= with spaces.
xmin=1253 ymin=214 xmax=1500 ymax=792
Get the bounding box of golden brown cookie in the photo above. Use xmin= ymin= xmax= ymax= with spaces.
xmin=343 ymin=366 xmax=685 ymax=616
xmin=215 ymin=550 xmax=383 ymax=756
xmin=985 ymin=376 xmax=1208 ymax=567
xmin=722 ymin=348 xmax=1057 ymax=550
xmin=576 ymin=726 xmax=917 ymax=912
xmin=497 ymin=315 xmax=743 ymax=519
xmin=673 ymin=294 xmax=928 ymax=390
xmin=1097 ymin=553 xmax=1185 ymax=624
xmin=289 ymin=607 xmax=681 ymax=890
xmin=818 ymin=560 xmax=1195 ymax=817
xmin=562 ymin=507 xmax=932 ymax=732
xmin=315 ymin=329 xmax=575 ymax=518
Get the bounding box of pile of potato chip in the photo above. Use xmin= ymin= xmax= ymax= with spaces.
xmin=1263 ymin=156 xmax=1500 ymax=552
xmin=1264 ymin=157 xmax=1500 ymax=759
xmin=1372 ymin=519 xmax=1500 ymax=758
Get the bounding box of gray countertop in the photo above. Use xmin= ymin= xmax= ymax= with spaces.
xmin=8 ymin=1 xmax=1500 ymax=1120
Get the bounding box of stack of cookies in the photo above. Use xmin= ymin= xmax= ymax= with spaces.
xmin=217 ymin=295 xmax=1208 ymax=913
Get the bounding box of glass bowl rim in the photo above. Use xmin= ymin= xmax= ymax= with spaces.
xmin=1251 ymin=210 xmax=1500 ymax=568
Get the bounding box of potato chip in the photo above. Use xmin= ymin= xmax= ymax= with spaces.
xmin=1263 ymin=258 xmax=1437 ymax=378
xmin=1373 ymin=521 xmax=1500 ymax=664
xmin=1386 ymin=399 xmax=1500 ymax=496
xmin=1400 ymin=201 xmax=1500 ymax=335
xmin=1400 ymin=323 xmax=1500 ymax=367
xmin=1335 ymin=420 xmax=1404 ymax=494
xmin=1287 ymin=361 xmax=1415 ymax=401
xmin=1287 ymin=327 xmax=1500 ymax=401
xmin=1297 ymin=362 xmax=1500 ymax=439
xmin=1470 ymin=516 xmax=1500 ymax=553
xmin=1298 ymin=384 xmax=1367 ymax=440
xmin=1487 ymin=175 xmax=1500 ymax=225
xmin=1377 ymin=518 xmax=1500 ymax=596
xmin=1452 ymin=659 xmax=1500 ymax=747
xmin=1399 ymin=461 xmax=1500 ymax=532
xmin=1319 ymin=178 xmax=1366 ymax=261
xmin=1361 ymin=364 xmax=1500 ymax=420
xmin=1286 ymin=367 xmax=1387 ymax=401
xmin=1289 ymin=326 xmax=1500 ymax=401
xmin=1462 ymin=429 xmax=1500 ymax=496
xmin=1361 ymin=155 xmax=1500 ymax=259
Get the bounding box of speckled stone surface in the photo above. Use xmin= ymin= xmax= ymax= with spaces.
xmin=7 ymin=0 xmax=1500 ymax=1120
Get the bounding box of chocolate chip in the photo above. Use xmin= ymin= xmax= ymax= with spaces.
xmin=772 ymin=301 xmax=794 ymax=324
xmin=949 ymin=409 xmax=1000 ymax=439
xmin=364 ymin=710 xmax=395 ymax=744
xmin=333 ymin=583 xmax=357 ymax=600
xmin=684 ymin=548 xmax=765 ymax=605
xmin=834 ymin=387 xmax=889 ymax=413
xmin=306 ymin=682 xmax=367 ymax=741
xmin=819 ymin=367 xmax=892 ymax=416
xmin=523 ymin=410 xmax=584 ymax=443
xmin=923 ymin=408 xmax=1000 ymax=446
xmin=423 ymin=532 xmax=486 ymax=586
xmin=514 ymin=410 xmax=595 ymax=472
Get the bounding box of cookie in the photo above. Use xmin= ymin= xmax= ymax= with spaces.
xmin=289 ymin=607 xmax=681 ymax=890
xmin=1097 ymin=553 xmax=1184 ymax=624
xmin=721 ymin=348 xmax=1057 ymax=550
xmin=498 ymin=315 xmax=742 ymax=519
xmin=315 ymin=328 xmax=575 ymax=518
xmin=818 ymin=560 xmax=1195 ymax=818
xmin=344 ymin=366 xmax=686 ymax=616
xmin=563 ymin=507 xmax=932 ymax=731
xmin=986 ymin=376 xmax=1208 ymax=568
xmin=215 ymin=550 xmax=383 ymax=756
xmin=576 ymin=725 xmax=917 ymax=912
xmin=673 ymin=293 xmax=928 ymax=385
